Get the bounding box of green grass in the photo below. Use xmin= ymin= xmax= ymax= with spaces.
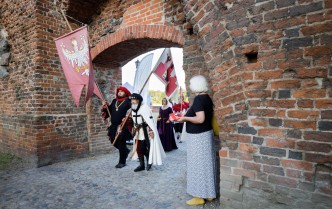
xmin=0 ymin=153 xmax=25 ymax=170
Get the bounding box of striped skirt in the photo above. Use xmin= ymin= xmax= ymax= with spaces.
xmin=186 ymin=130 xmax=216 ymax=198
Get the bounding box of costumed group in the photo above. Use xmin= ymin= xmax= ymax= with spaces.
xmin=101 ymin=75 xmax=216 ymax=206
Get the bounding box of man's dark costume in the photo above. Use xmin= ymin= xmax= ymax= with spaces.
xmin=102 ymin=86 xmax=132 ymax=168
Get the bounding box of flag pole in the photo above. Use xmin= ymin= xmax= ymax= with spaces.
xmin=180 ymin=87 xmax=183 ymax=112
xmin=60 ymin=10 xmax=73 ymax=31
xmin=112 ymin=64 xmax=155 ymax=146
xmin=60 ymin=9 xmax=111 ymax=120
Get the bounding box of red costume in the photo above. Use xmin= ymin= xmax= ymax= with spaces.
xmin=172 ymin=101 xmax=189 ymax=113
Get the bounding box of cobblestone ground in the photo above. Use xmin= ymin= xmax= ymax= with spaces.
xmin=0 ymin=141 xmax=220 ymax=209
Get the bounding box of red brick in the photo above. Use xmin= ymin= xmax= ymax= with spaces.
xmin=219 ymin=149 xmax=228 ymax=158
xmin=244 ymin=81 xmax=268 ymax=89
xmin=243 ymin=72 xmax=253 ymax=80
xmin=250 ymin=118 xmax=268 ymax=127
xmin=304 ymin=131 xmax=332 ymax=143
xmin=244 ymin=62 xmax=262 ymax=71
xmin=327 ymin=0 xmax=332 ymax=8
xmin=233 ymin=168 xmax=256 ymax=179
xmin=287 ymin=110 xmax=320 ymax=119
xmin=255 ymin=70 xmax=283 ymax=80
xmin=274 ymin=17 xmax=306 ymax=29
xmin=293 ymin=89 xmax=326 ymax=98
xmin=245 ymin=90 xmax=272 ymax=98
xmin=230 ymin=28 xmax=245 ymax=37
xmin=297 ymin=141 xmax=331 ymax=153
xmin=243 ymin=161 xmax=262 ymax=172
xmin=270 ymin=80 xmax=301 ymax=89
xmin=217 ymin=107 xmax=233 ymax=116
xmin=258 ymin=128 xmax=285 ymax=138
xmin=239 ymin=143 xmax=257 ymax=153
xmin=286 ymin=169 xmax=313 ymax=182
xmin=263 ymin=165 xmax=285 ymax=176
xmin=247 ymin=100 xmax=261 ymax=107
xmin=321 ymin=110 xmax=332 ymax=119
xmin=297 ymin=99 xmax=314 ymax=108
xmin=268 ymin=175 xmax=298 ymax=188
xmin=301 ymin=21 xmax=332 ymax=35
xmin=278 ymin=59 xmax=311 ymax=69
xmin=265 ymin=138 xmax=295 ymax=149
xmin=249 ymin=109 xmax=276 ymax=117
xmin=227 ymin=134 xmax=252 ymax=143
xmin=277 ymin=110 xmax=286 ymax=117
xmin=304 ymin=45 xmax=332 ymax=57
xmin=221 ymin=92 xmax=245 ymax=106
xmin=229 ymin=150 xmax=254 ymax=161
xmin=302 ymin=79 xmax=320 ymax=88
xmin=218 ymin=85 xmax=242 ymax=97
xmin=305 ymin=153 xmax=332 ymax=163
xmin=265 ymin=100 xmax=296 ymax=108
xmin=284 ymin=120 xmax=316 ymax=130
xmin=281 ymin=159 xmax=314 ymax=171
xmin=316 ymin=99 xmax=332 ymax=108
xmin=296 ymin=68 xmax=328 ymax=78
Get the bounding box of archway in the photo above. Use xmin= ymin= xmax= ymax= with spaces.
xmin=91 ymin=25 xmax=185 ymax=67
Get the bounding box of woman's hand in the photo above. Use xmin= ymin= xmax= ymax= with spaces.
xmin=176 ymin=116 xmax=186 ymax=123
xmin=149 ymin=130 xmax=154 ymax=138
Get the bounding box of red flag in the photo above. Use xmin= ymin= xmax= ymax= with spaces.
xmin=55 ymin=26 xmax=103 ymax=107
xmin=152 ymin=48 xmax=178 ymax=98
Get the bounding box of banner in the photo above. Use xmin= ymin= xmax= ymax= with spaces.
xmin=55 ymin=26 xmax=103 ymax=107
xmin=152 ymin=48 xmax=178 ymax=98
xmin=133 ymin=53 xmax=154 ymax=105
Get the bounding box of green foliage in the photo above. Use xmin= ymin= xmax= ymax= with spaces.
xmin=149 ymin=90 xmax=166 ymax=105
xmin=148 ymin=90 xmax=188 ymax=105
xmin=0 ymin=152 xmax=24 ymax=170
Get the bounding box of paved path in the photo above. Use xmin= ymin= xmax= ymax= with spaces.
xmin=0 ymin=141 xmax=220 ymax=209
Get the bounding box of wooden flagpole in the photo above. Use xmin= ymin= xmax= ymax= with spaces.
xmin=59 ymin=9 xmax=111 ymax=120
xmin=112 ymin=62 xmax=155 ymax=146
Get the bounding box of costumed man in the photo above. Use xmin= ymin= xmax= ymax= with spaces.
xmin=130 ymin=93 xmax=166 ymax=172
xmin=102 ymin=86 xmax=132 ymax=168
xmin=172 ymin=94 xmax=190 ymax=142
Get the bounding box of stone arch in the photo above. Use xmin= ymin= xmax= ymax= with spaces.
xmin=91 ymin=25 xmax=185 ymax=67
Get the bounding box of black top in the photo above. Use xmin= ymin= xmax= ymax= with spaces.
xmin=185 ymin=94 xmax=213 ymax=134
xmin=104 ymin=98 xmax=131 ymax=125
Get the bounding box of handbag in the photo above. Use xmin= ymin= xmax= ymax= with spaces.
xmin=211 ymin=112 xmax=219 ymax=136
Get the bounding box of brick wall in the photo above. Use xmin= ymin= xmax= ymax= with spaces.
xmin=181 ymin=0 xmax=332 ymax=208
xmin=0 ymin=0 xmax=331 ymax=208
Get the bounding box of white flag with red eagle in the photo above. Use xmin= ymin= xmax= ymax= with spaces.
xmin=152 ymin=48 xmax=178 ymax=98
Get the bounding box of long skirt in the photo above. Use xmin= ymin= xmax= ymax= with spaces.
xmin=187 ymin=130 xmax=216 ymax=198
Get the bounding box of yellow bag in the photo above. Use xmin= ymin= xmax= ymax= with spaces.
xmin=211 ymin=112 xmax=219 ymax=136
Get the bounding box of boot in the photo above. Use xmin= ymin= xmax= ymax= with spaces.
xmin=145 ymin=155 xmax=152 ymax=171
xmin=146 ymin=163 xmax=152 ymax=171
xmin=134 ymin=157 xmax=145 ymax=172
xmin=186 ymin=197 xmax=205 ymax=206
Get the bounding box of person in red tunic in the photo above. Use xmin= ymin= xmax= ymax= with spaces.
xmin=172 ymin=94 xmax=189 ymax=143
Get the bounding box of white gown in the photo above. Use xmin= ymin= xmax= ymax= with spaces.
xmin=131 ymin=103 xmax=166 ymax=165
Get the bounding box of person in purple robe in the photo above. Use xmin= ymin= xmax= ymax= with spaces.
xmin=157 ymin=98 xmax=178 ymax=152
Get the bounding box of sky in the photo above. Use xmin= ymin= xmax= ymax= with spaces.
xmin=121 ymin=47 xmax=185 ymax=91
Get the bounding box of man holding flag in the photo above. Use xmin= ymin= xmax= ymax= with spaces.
xmin=102 ymin=86 xmax=132 ymax=168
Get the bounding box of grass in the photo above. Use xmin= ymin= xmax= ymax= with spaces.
xmin=0 ymin=152 xmax=25 ymax=170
